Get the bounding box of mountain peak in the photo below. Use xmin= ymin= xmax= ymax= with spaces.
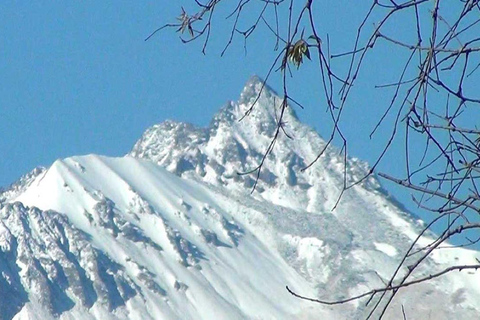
xmin=4 ymin=78 xmax=480 ymax=320
xmin=208 ymin=75 xmax=296 ymax=135
xmin=130 ymin=77 xmax=353 ymax=206
xmin=239 ymin=75 xmax=278 ymax=106
xmin=243 ymin=74 xmax=267 ymax=89
xmin=241 ymin=74 xmax=278 ymax=98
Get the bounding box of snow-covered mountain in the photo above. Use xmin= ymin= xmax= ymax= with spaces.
xmin=1 ymin=76 xmax=480 ymax=319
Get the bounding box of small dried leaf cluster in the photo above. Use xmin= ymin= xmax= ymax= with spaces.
xmin=282 ymin=37 xmax=312 ymax=70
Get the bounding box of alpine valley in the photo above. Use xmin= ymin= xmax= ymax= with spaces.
xmin=1 ymin=77 xmax=479 ymax=319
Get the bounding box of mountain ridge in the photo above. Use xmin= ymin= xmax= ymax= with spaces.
xmin=1 ymin=76 xmax=479 ymax=319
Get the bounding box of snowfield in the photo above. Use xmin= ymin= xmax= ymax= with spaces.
xmin=1 ymin=76 xmax=479 ymax=319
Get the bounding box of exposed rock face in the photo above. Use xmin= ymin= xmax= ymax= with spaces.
xmin=0 ymin=202 xmax=138 ymax=318
xmin=130 ymin=76 xmax=380 ymax=211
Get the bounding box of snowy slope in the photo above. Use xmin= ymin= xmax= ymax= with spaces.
xmin=4 ymin=155 xmax=333 ymax=320
xmin=1 ymin=76 xmax=479 ymax=319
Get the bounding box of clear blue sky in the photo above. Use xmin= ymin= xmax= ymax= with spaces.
xmin=0 ymin=1 xmax=393 ymax=187
xmin=1 ymin=2 xmax=478 ymax=245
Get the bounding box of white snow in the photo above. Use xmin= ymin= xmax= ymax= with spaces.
xmin=8 ymin=154 xmax=329 ymax=319
xmin=2 ymin=76 xmax=480 ymax=319
xmin=374 ymin=242 xmax=398 ymax=257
